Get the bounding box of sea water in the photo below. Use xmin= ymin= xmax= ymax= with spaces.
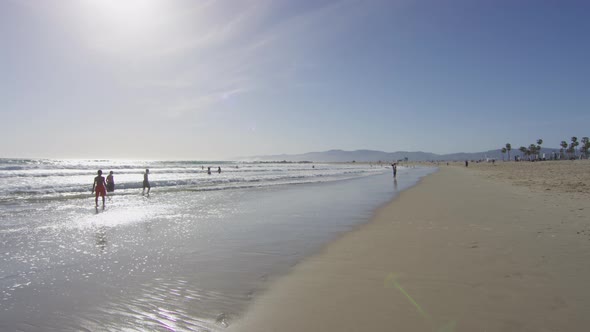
xmin=0 ymin=159 xmax=436 ymax=331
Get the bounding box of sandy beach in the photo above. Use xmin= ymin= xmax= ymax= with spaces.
xmin=466 ymin=160 xmax=590 ymax=196
xmin=230 ymin=161 xmax=590 ymax=331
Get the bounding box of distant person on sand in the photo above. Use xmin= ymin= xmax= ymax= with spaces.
xmin=218 ymin=167 xmax=221 ymax=174
xmin=106 ymin=171 xmax=115 ymax=193
xmin=391 ymin=163 xmax=397 ymax=178
xmin=465 ymin=160 xmax=469 ymax=167
xmin=92 ymin=170 xmax=107 ymax=208
xmin=143 ymin=169 xmax=151 ymax=195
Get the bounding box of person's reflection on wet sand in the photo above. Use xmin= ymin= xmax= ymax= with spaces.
xmin=95 ymin=227 xmax=108 ymax=252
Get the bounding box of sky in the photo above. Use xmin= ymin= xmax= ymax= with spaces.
xmin=1 ymin=0 xmax=589 ymax=160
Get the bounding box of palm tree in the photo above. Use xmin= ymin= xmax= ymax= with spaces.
xmin=536 ymin=139 xmax=543 ymax=159
xmin=519 ymin=146 xmax=527 ymax=160
xmin=571 ymin=137 xmax=579 ymax=158
xmin=560 ymin=140 xmax=568 ymax=159
xmin=581 ymin=137 xmax=590 ymax=159
xmin=505 ymin=143 xmax=512 ymax=161
xmin=567 ymin=145 xmax=575 ymax=159
xmin=529 ymin=144 xmax=538 ymax=160
xmin=501 ymin=147 xmax=507 ymax=161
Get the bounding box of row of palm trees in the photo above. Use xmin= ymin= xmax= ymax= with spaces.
xmin=559 ymin=137 xmax=590 ymax=159
xmin=501 ymin=137 xmax=590 ymax=161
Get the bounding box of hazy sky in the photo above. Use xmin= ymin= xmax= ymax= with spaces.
xmin=1 ymin=0 xmax=589 ymax=160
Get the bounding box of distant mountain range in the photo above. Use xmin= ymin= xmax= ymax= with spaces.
xmin=242 ymin=148 xmax=561 ymax=162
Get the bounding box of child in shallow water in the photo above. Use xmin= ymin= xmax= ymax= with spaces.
xmin=143 ymin=169 xmax=151 ymax=195
xmin=106 ymin=171 xmax=115 ymax=193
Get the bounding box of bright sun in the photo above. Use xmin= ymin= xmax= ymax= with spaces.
xmin=75 ymin=0 xmax=171 ymax=54
xmin=84 ymin=0 xmax=163 ymax=29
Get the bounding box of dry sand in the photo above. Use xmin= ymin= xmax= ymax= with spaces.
xmin=465 ymin=160 xmax=590 ymax=196
xmin=229 ymin=162 xmax=590 ymax=332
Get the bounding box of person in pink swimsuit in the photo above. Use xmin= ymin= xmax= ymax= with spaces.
xmin=92 ymin=170 xmax=107 ymax=208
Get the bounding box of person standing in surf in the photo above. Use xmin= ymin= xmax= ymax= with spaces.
xmin=391 ymin=163 xmax=397 ymax=179
xmin=106 ymin=171 xmax=115 ymax=193
xmin=143 ymin=169 xmax=151 ymax=195
xmin=92 ymin=170 xmax=107 ymax=208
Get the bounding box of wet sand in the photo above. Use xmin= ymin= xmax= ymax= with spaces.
xmin=230 ymin=163 xmax=590 ymax=331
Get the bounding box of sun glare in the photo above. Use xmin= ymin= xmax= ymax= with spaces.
xmin=83 ymin=0 xmax=163 ymax=30
xmin=74 ymin=0 xmax=173 ymax=55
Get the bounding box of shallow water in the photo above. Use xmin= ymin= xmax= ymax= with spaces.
xmin=0 ymin=161 xmax=435 ymax=331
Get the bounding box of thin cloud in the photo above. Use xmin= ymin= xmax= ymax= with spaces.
xmin=20 ymin=0 xmax=367 ymax=116
xmin=164 ymin=87 xmax=251 ymax=117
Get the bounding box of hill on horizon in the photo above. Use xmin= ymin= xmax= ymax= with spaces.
xmin=241 ymin=148 xmax=561 ymax=162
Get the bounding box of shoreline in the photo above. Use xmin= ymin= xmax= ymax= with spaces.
xmin=0 ymin=165 xmax=435 ymax=331
xmin=229 ymin=165 xmax=590 ymax=331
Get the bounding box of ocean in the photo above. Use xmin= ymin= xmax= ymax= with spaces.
xmin=0 ymin=158 xmax=436 ymax=331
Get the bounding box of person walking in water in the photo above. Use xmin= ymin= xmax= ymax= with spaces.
xmin=143 ymin=169 xmax=151 ymax=195
xmin=218 ymin=167 xmax=221 ymax=174
xmin=106 ymin=171 xmax=115 ymax=193
xmin=391 ymin=163 xmax=397 ymax=178
xmin=92 ymin=170 xmax=107 ymax=208
xmin=207 ymin=167 xmax=211 ymax=175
